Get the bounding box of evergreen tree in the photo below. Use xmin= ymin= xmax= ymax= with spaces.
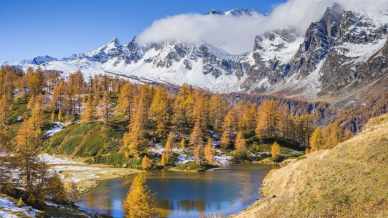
xmin=124 ymin=174 xmax=156 ymax=218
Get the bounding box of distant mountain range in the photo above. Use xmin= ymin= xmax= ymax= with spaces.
xmin=2 ymin=6 xmax=388 ymax=104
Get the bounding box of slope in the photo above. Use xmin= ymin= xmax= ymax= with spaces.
xmin=233 ymin=114 xmax=388 ymax=218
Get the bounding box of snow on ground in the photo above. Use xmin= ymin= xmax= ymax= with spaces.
xmin=0 ymin=195 xmax=41 ymax=218
xmin=44 ymin=122 xmax=65 ymax=138
xmin=38 ymin=153 xmax=79 ymax=165
xmin=214 ymin=154 xmax=233 ymax=166
xmin=149 ymin=144 xmax=233 ymax=166
xmin=42 ymin=154 xmax=137 ymax=192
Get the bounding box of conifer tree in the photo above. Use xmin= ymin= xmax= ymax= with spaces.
xmin=124 ymin=174 xmax=156 ymax=218
xmin=98 ymin=91 xmax=112 ymax=125
xmin=208 ymin=95 xmax=228 ymax=133
xmin=271 ymin=142 xmax=281 ymax=159
xmin=67 ymin=71 xmax=85 ymax=115
xmin=141 ymin=156 xmax=152 ymax=170
xmin=256 ymin=100 xmax=280 ymax=139
xmin=193 ymin=143 xmax=202 ymax=165
xmin=51 ymin=80 xmax=66 ymax=118
xmin=235 ymin=131 xmax=247 ymax=154
xmin=309 ymin=127 xmax=324 ymax=152
xmin=237 ymin=103 xmax=256 ymax=133
xmin=15 ymin=96 xmax=44 ymax=190
xmin=190 ymin=121 xmax=203 ymax=147
xmin=0 ymin=95 xmax=10 ymax=125
xmin=220 ymin=110 xmax=236 ymax=149
xmin=25 ymin=68 xmax=44 ymax=96
xmin=115 ymin=83 xmax=133 ymax=119
xmin=122 ymin=89 xmax=148 ymax=158
xmin=161 ymin=132 xmax=174 ymax=166
xmin=179 ymin=138 xmax=186 ymax=150
xmin=80 ymin=95 xmax=95 ymax=123
xmin=192 ymin=91 xmax=208 ymax=131
xmin=204 ymin=138 xmax=214 ymax=164
xmin=173 ymin=84 xmax=194 ymax=134
xmin=150 ymin=87 xmax=170 ymax=141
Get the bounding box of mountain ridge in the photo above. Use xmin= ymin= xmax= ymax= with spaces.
xmin=2 ymin=5 xmax=388 ymax=103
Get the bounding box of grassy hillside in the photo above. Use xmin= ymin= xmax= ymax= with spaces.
xmin=44 ymin=122 xmax=127 ymax=166
xmin=234 ymin=114 xmax=388 ymax=218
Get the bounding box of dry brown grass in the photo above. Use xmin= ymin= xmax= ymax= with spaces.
xmin=233 ymin=114 xmax=388 ymax=218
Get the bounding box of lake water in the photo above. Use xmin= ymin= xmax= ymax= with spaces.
xmin=77 ymin=165 xmax=271 ymax=218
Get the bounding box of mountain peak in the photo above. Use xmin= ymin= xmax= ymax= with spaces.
xmin=323 ymin=3 xmax=344 ymax=21
xmin=84 ymin=37 xmax=124 ymax=58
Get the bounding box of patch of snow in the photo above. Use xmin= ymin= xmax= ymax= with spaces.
xmin=44 ymin=122 xmax=65 ymax=137
xmin=148 ymin=144 xmax=164 ymax=155
xmin=38 ymin=153 xmax=79 ymax=165
xmin=338 ymin=38 xmax=387 ymax=64
xmin=175 ymin=153 xmax=195 ymax=165
xmin=271 ymin=59 xmax=325 ymax=99
xmin=0 ymin=195 xmax=41 ymax=218
xmin=257 ymin=36 xmax=303 ymax=64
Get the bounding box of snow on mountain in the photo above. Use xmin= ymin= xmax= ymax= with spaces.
xmin=3 ymin=5 xmax=388 ymax=100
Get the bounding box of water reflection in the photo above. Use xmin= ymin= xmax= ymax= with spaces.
xmin=77 ymin=165 xmax=271 ymax=218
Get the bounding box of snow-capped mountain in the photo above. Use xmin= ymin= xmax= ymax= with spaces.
xmin=3 ymin=5 xmax=388 ymax=101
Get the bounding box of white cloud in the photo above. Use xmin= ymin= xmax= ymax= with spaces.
xmin=137 ymin=0 xmax=388 ymax=54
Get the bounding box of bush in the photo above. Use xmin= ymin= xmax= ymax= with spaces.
xmin=231 ymin=150 xmax=249 ymax=161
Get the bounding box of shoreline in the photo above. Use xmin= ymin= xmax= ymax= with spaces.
xmin=43 ymin=154 xmax=141 ymax=195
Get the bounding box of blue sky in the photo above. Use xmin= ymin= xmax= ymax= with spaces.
xmin=0 ymin=0 xmax=286 ymax=61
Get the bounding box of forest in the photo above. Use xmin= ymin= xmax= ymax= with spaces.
xmin=0 ymin=66 xmax=354 ymax=166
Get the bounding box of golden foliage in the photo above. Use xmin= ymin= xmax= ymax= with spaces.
xmin=271 ymin=142 xmax=281 ymax=159
xmin=141 ymin=156 xmax=152 ymax=170
xmin=235 ymin=131 xmax=247 ymax=153
xmin=204 ymin=138 xmax=214 ymax=164
xmin=124 ymin=174 xmax=156 ymax=218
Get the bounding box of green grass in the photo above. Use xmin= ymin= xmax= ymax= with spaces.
xmin=250 ymin=143 xmax=304 ymax=157
xmin=44 ymin=122 xmax=126 ymax=165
